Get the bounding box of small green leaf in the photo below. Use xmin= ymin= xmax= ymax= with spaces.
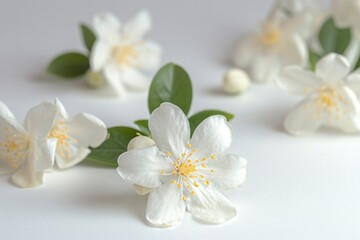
xmin=134 ymin=119 xmax=151 ymax=136
xmin=85 ymin=127 xmax=139 ymax=167
xmin=80 ymin=24 xmax=96 ymax=52
xmin=148 ymin=63 xmax=193 ymax=115
xmin=188 ymin=110 xmax=235 ymax=135
xmin=309 ymin=50 xmax=321 ymax=71
xmin=319 ymin=18 xmax=351 ymax=54
xmin=47 ymin=52 xmax=89 ymax=79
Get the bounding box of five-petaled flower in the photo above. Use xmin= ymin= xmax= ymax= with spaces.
xmin=0 ymin=101 xmax=58 ymax=188
xmin=234 ymin=10 xmax=307 ymax=83
xmin=277 ymin=53 xmax=360 ymax=136
xmin=90 ymin=10 xmax=162 ymax=96
xmin=49 ymin=99 xmax=108 ymax=169
xmin=117 ymin=103 xmax=247 ymax=227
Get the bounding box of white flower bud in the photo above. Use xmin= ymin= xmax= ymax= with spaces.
xmin=223 ymin=68 xmax=250 ymax=94
xmin=127 ymin=136 xmax=155 ymax=150
xmin=127 ymin=136 xmax=156 ymax=195
xmin=85 ymin=70 xmax=105 ymax=88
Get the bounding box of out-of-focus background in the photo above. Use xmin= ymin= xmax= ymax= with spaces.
xmin=0 ymin=0 xmax=359 ymax=239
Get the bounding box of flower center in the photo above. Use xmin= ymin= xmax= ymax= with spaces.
xmin=0 ymin=127 xmax=29 ymax=169
xmin=48 ymin=121 xmax=78 ymax=159
xmin=161 ymin=144 xmax=216 ymax=201
xmin=112 ymin=44 xmax=138 ymax=66
xmin=313 ymin=87 xmax=347 ymax=121
xmin=262 ymin=25 xmax=281 ymax=46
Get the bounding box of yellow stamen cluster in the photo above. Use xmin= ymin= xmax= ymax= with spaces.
xmin=112 ymin=45 xmax=138 ymax=66
xmin=48 ymin=121 xmax=78 ymax=159
xmin=262 ymin=25 xmax=281 ymax=46
xmin=162 ymin=144 xmax=216 ymax=201
xmin=315 ymin=87 xmax=346 ymax=121
xmin=0 ymin=128 xmax=29 ymax=169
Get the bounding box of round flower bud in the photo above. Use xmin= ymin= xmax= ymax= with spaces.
xmin=127 ymin=136 xmax=155 ymax=151
xmin=85 ymin=70 xmax=105 ymax=88
xmin=223 ymin=68 xmax=250 ymax=94
xmin=127 ymin=136 xmax=156 ymax=195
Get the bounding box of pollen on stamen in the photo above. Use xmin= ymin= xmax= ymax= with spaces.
xmin=167 ymin=151 xmax=171 ymax=157
xmin=191 ymin=191 xmax=195 ymax=195
xmin=201 ymin=164 xmax=207 ymax=168
xmin=204 ymin=180 xmax=210 ymax=185
xmin=170 ymin=180 xmax=176 ymax=184
xmin=182 ymin=153 xmax=186 ymax=157
xmin=186 ymin=143 xmax=191 ymax=148
xmin=161 ymin=170 xmax=165 ymax=175
xmin=182 ymin=196 xmax=187 ymax=201
xmin=210 ymin=154 xmax=216 ymax=160
xmin=193 ymin=182 xmax=199 ymax=188
xmin=177 ymin=183 xmax=182 ymax=188
xmin=210 ymin=169 xmax=215 ymax=173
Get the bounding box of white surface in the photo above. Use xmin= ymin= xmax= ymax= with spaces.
xmin=1 ymin=0 xmax=360 ymax=239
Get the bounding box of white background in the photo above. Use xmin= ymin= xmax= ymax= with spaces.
xmin=0 ymin=0 xmax=360 ymax=239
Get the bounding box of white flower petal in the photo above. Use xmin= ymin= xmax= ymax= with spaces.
xmin=234 ymin=34 xmax=260 ymax=68
xmin=133 ymin=184 xmax=153 ymax=195
xmin=0 ymin=101 xmax=25 ymax=134
xmin=90 ymin=41 xmax=112 ymax=72
xmin=277 ymin=66 xmax=321 ymax=95
xmin=33 ymin=138 xmax=57 ymax=171
xmin=24 ymin=101 xmax=57 ymax=138
xmin=315 ymin=53 xmax=351 ymax=84
xmin=146 ymin=182 xmax=185 ymax=227
xmin=335 ymin=86 xmax=360 ymax=117
xmin=67 ymin=113 xmax=107 ymax=148
xmin=123 ymin=10 xmax=151 ymax=40
xmin=56 ymin=147 xmax=91 ymax=169
xmin=190 ymin=115 xmax=232 ymax=159
xmin=346 ymin=69 xmax=360 ymax=97
xmin=122 ymin=68 xmax=149 ymax=91
xmin=54 ymin=98 xmax=69 ymax=119
xmin=333 ymin=114 xmax=360 ymax=134
xmin=249 ymin=54 xmax=282 ymax=83
xmin=278 ymin=34 xmax=308 ymax=67
xmin=93 ymin=12 xmax=121 ymax=39
xmin=204 ymin=154 xmax=247 ymax=190
xmin=284 ymin=97 xmax=323 ymax=136
xmin=149 ymin=103 xmax=190 ymax=157
xmin=127 ymin=136 xmax=155 ymax=151
xmin=104 ymin=63 xmax=126 ymax=97
xmin=135 ymin=41 xmax=162 ymax=70
xmin=187 ymin=186 xmax=236 ymax=224
xmin=117 ymin=146 xmax=172 ymax=188
xmin=12 ymin=160 xmax=43 ymax=188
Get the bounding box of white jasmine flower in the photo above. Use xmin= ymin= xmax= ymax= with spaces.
xmin=49 ymin=99 xmax=107 ymax=169
xmin=90 ymin=10 xmax=162 ymax=96
xmin=117 ymin=103 xmax=247 ymax=227
xmin=0 ymin=101 xmax=58 ymax=188
xmin=234 ymin=11 xmax=308 ymax=83
xmin=277 ymin=53 xmax=360 ymax=136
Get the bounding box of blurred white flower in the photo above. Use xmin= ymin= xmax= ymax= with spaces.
xmin=223 ymin=68 xmax=250 ymax=95
xmin=0 ymin=101 xmax=57 ymax=188
xmin=234 ymin=11 xmax=308 ymax=83
xmin=90 ymin=10 xmax=162 ymax=96
xmin=117 ymin=103 xmax=247 ymax=227
xmin=49 ymin=99 xmax=108 ymax=169
xmin=277 ymin=53 xmax=360 ymax=136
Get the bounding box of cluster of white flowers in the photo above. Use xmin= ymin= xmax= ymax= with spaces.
xmin=233 ymin=0 xmax=360 ymax=83
xmin=0 ymin=99 xmax=107 ymax=188
xmin=89 ymin=10 xmax=162 ymax=97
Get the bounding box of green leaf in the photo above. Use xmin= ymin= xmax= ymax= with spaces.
xmin=85 ymin=127 xmax=139 ymax=167
xmin=148 ymin=63 xmax=193 ymax=115
xmin=47 ymin=52 xmax=89 ymax=78
xmin=309 ymin=50 xmax=321 ymax=71
xmin=134 ymin=119 xmax=151 ymax=136
xmin=188 ymin=110 xmax=235 ymax=135
xmin=80 ymin=24 xmax=96 ymax=52
xmin=319 ymin=18 xmax=351 ymax=54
